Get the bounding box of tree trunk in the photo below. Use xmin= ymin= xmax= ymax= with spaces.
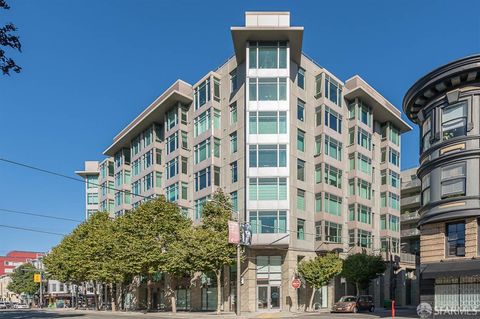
xmin=309 ymin=287 xmax=316 ymax=311
xmin=75 ymin=285 xmax=79 ymax=310
xmin=93 ymin=281 xmax=99 ymax=311
xmin=355 ymin=282 xmax=360 ymax=296
xmin=147 ymin=275 xmax=153 ymax=311
xmin=118 ymin=282 xmax=123 ymax=311
xmin=167 ymin=275 xmax=177 ymax=313
xmin=111 ymin=283 xmax=117 ymax=311
xmin=216 ymin=269 xmax=222 ymax=315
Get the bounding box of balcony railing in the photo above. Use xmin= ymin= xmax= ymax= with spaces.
xmin=400 ymin=252 xmax=418 ymax=264
xmin=401 ymin=228 xmax=420 ymax=237
xmin=402 ymin=179 xmax=421 ymax=190
xmin=401 ymin=211 xmax=420 ymax=222
xmin=401 ymin=195 xmax=421 ymax=207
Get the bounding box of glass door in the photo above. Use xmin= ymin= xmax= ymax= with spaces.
xmin=257 ymin=286 xmax=268 ymax=310
xmin=270 ymin=286 xmax=280 ymax=309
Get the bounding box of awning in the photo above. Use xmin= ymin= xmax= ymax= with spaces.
xmin=421 ymin=259 xmax=480 ymax=279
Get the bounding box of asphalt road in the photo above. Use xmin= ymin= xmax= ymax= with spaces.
xmin=0 ymin=309 xmax=421 ymax=319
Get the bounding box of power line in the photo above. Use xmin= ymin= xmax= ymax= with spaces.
xmin=0 ymin=224 xmax=66 ymax=236
xmin=0 ymin=208 xmax=82 ymax=223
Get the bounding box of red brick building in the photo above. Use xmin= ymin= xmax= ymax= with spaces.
xmin=0 ymin=251 xmax=44 ymax=276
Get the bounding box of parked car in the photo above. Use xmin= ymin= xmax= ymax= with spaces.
xmin=16 ymin=303 xmax=30 ymax=309
xmin=0 ymin=302 xmax=7 ymax=309
xmin=331 ymin=295 xmax=375 ymax=313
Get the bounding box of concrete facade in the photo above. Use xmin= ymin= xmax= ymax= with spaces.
xmin=77 ymin=11 xmax=413 ymax=313
xmin=404 ymin=54 xmax=480 ymax=312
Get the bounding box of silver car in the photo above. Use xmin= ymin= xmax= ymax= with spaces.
xmin=0 ymin=302 xmax=7 ymax=309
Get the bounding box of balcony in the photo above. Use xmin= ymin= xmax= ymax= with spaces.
xmin=400 ymin=252 xmax=418 ymax=265
xmin=401 ymin=211 xmax=420 ymax=222
xmin=401 ymin=228 xmax=420 ymax=238
xmin=401 ymin=194 xmax=421 ymax=208
xmin=401 ymin=178 xmax=420 ymax=190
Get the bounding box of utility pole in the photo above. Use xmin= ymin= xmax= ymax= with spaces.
xmin=39 ymin=276 xmax=43 ymax=309
xmin=236 ymin=242 xmax=241 ymax=317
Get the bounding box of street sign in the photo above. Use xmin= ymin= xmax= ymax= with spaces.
xmin=34 ymin=273 xmax=41 ymax=283
xmin=291 ymin=278 xmax=301 ymax=289
xmin=228 ymin=220 xmax=240 ymax=244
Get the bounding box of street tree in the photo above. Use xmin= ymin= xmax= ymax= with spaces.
xmin=1 ymin=0 xmax=22 ymax=75
xmin=115 ymin=196 xmax=191 ymax=311
xmin=298 ymin=253 xmax=343 ymax=311
xmin=7 ymin=263 xmax=39 ymax=297
xmin=341 ymin=253 xmax=386 ymax=295
xmin=189 ymin=189 xmax=237 ymax=314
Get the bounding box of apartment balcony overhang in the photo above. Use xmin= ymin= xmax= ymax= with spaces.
xmin=231 ymin=12 xmax=303 ymax=65
xmin=344 ymin=75 xmax=412 ymax=133
xmin=421 ymin=259 xmax=480 ymax=279
xmin=250 ymin=233 xmax=289 ymax=247
xmin=103 ymin=80 xmax=192 ymax=156
xmin=403 ymin=54 xmax=480 ymax=124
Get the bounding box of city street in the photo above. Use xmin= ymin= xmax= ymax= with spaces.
xmin=0 ymin=309 xmax=421 ymax=319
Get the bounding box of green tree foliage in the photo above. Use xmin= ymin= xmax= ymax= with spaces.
xmin=298 ymin=253 xmax=343 ymax=311
xmin=188 ymin=189 xmax=237 ymax=314
xmin=341 ymin=253 xmax=386 ymax=295
xmin=115 ymin=196 xmax=191 ymax=311
xmin=7 ymin=263 xmax=39 ymax=296
xmin=0 ymin=0 xmax=21 ymax=75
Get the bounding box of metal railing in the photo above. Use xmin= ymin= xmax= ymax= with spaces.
xmin=401 ymin=228 xmax=420 ymax=237
xmin=401 ymin=211 xmax=420 ymax=222
xmin=401 ymin=195 xmax=421 ymax=207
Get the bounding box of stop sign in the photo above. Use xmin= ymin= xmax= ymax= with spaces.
xmin=291 ymin=278 xmax=301 ymax=289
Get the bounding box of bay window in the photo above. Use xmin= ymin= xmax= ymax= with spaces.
xmin=249 ymin=210 xmax=287 ymax=234
xmin=194 ymin=79 xmax=210 ymax=110
xmin=249 ymin=178 xmax=287 ymax=201
xmin=249 ymin=77 xmax=287 ymax=101
xmin=325 ymin=106 xmax=342 ymax=133
xmin=249 ymin=111 xmax=287 ymax=134
xmin=324 ymin=221 xmax=342 ymax=243
xmin=442 ymin=102 xmax=467 ymax=141
xmin=325 ymin=74 xmax=342 ymax=106
xmin=194 ymin=167 xmax=211 ymax=191
xmin=441 ymin=162 xmax=466 ymax=199
xmin=248 ymin=41 xmax=287 ymax=69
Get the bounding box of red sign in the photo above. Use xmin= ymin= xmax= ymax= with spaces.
xmin=228 ymin=221 xmax=240 ymax=244
xmin=291 ymin=278 xmax=301 ymax=289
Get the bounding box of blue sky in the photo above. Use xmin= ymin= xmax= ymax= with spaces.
xmin=0 ymin=0 xmax=479 ymax=254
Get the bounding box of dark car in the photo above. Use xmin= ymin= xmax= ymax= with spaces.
xmin=331 ymin=295 xmax=375 ymax=313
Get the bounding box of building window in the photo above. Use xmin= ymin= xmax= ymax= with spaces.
xmin=155 ymin=172 xmax=162 ymax=188
xmin=422 ymin=116 xmax=431 ymax=152
xmin=194 ymin=167 xmax=211 ymax=192
xmin=166 ymin=132 xmax=178 ymax=154
xmin=442 ymin=102 xmax=467 ymax=141
xmin=297 ymin=99 xmax=305 ymax=122
xmin=358 ymin=101 xmax=372 ymax=127
xmin=249 ymin=41 xmax=287 ymax=69
xmin=297 ymin=67 xmax=305 ymax=89
xmin=441 ymin=162 xmax=466 ymax=199
xmin=86 ymin=175 xmax=98 ymax=189
xmin=231 ymin=191 xmax=238 ymax=212
xmin=315 ymin=164 xmax=322 ymax=184
xmin=143 ymin=127 xmax=153 ymax=147
xmin=297 ymin=129 xmax=305 ymax=152
xmin=194 ymin=196 xmax=209 ymax=219
xmin=389 ymin=192 xmax=400 ymax=210
xmin=249 ymin=77 xmax=287 ymax=101
xmin=297 ymin=189 xmax=305 ymax=210
xmin=357 ymin=205 xmax=372 ymax=225
xmin=315 ymin=193 xmax=322 ymax=212
xmin=143 ymin=173 xmax=153 ymax=192
xmin=324 ymin=136 xmax=342 ymax=161
xmin=180 ymin=106 xmax=188 ymax=125
xmin=115 ymin=171 xmax=123 ymax=187
xmin=357 ymin=128 xmax=371 ymax=150
xmin=181 ymin=156 xmax=188 ymax=175
xmin=381 ymin=147 xmax=386 ymax=163
xmin=325 ymin=106 xmax=342 ymax=133
xmin=348 ymin=102 xmax=355 ymax=120
xmin=230 ymin=161 xmax=238 ymax=183
xmin=213 ymin=109 xmax=221 ymax=130
xmin=249 ymin=111 xmax=287 ymax=134
xmin=389 ymin=170 xmax=400 ymax=188
xmin=166 ymin=158 xmax=178 ymax=179
xmin=213 ymin=138 xmax=220 ymax=158
xmin=230 ymin=132 xmax=237 ymax=153
xmin=230 ymin=69 xmax=238 ymax=92
xmin=87 ymin=193 xmax=98 ymax=205
xmin=297 ymin=219 xmax=305 ymax=240
xmin=315 ymin=106 xmax=322 ymax=126
xmin=249 ymin=178 xmax=287 ymax=201
xmin=181 ymin=182 xmax=188 ymax=200
xmin=357 ymin=179 xmax=372 ymax=200
xmin=166 ymin=107 xmax=178 ymax=131
xmin=315 ymin=136 xmax=321 ymax=156
xmin=194 ymin=138 xmax=211 ymax=164
xmin=194 ymin=79 xmax=210 ymax=110
xmin=349 ymin=204 xmax=355 ymax=221
xmin=194 ymin=109 xmax=211 ymax=137
xmin=249 ymin=144 xmax=287 ymax=168
xmin=421 ymin=173 xmax=430 ymax=205
xmin=324 ymin=193 xmax=342 ymax=216
xmin=214 ymin=166 xmax=220 ymax=186
xmin=446 ymin=222 xmax=465 ymax=257
xmin=325 ymin=74 xmax=342 ymax=106
xmin=249 ymin=211 xmax=287 ymax=233
xmin=230 ymin=102 xmax=237 ymax=124
xmin=213 ymin=77 xmax=220 ymax=102
xmin=181 ymin=131 xmax=188 ymax=149
xmin=389 ymin=215 xmax=399 ymax=232
xmin=389 ymin=125 xmax=400 ymax=146
xmin=155 ymin=149 xmax=162 ymax=165
xmin=324 ymin=221 xmax=342 ymax=243
xmin=324 ymin=164 xmax=342 ymax=188
xmin=358 ymin=229 xmax=372 ymax=248
xmin=389 ymin=148 xmax=399 ymax=167
xmin=297 ymin=159 xmax=305 ymax=181
xmin=315 ymin=74 xmax=322 ymax=98
xmin=315 ymin=221 xmax=322 ymax=241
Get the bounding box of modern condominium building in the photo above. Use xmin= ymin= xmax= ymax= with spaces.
xmin=404 ymin=54 xmax=480 ymax=312
xmin=400 ymin=167 xmax=421 ymax=255
xmin=77 ymin=12 xmax=411 ymax=312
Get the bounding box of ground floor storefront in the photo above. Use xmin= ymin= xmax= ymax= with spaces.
xmin=420 ymin=259 xmax=480 ymax=313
